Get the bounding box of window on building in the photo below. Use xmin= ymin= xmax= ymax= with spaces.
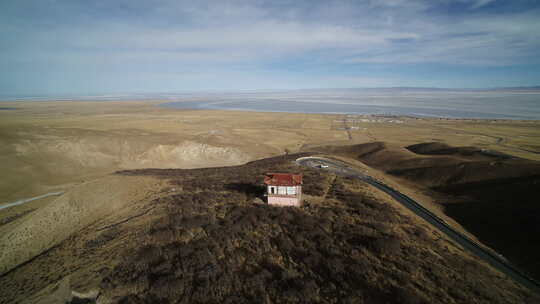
xmin=287 ymin=187 xmax=296 ymax=195
xmin=278 ymin=186 xmax=287 ymax=195
xmin=269 ymin=186 xmax=275 ymax=194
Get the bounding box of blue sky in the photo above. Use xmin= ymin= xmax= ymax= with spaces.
xmin=1 ymin=0 xmax=540 ymax=95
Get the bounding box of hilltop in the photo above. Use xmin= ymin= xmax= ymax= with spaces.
xmin=0 ymin=152 xmax=537 ymax=303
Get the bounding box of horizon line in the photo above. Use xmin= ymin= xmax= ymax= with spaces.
xmin=2 ymin=85 xmax=540 ymax=100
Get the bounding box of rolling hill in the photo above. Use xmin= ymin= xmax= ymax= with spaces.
xmin=317 ymin=142 xmax=540 ymax=281
xmin=0 ymin=152 xmax=536 ymax=303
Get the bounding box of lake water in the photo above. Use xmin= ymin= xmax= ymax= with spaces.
xmin=160 ymin=89 xmax=540 ymax=120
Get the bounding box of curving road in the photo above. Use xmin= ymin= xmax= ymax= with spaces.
xmin=296 ymin=156 xmax=540 ymax=294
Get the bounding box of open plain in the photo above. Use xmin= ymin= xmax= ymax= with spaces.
xmin=2 ymin=100 xmax=539 ymax=206
xmin=1 ymin=100 xmax=540 ymax=303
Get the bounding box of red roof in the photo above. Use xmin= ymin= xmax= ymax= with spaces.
xmin=264 ymin=173 xmax=302 ymax=186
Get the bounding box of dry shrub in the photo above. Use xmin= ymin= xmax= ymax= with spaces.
xmin=370 ymin=238 xmax=401 ymax=255
xmin=99 ymin=152 xmax=537 ymax=304
xmin=84 ymin=228 xmax=120 ymax=249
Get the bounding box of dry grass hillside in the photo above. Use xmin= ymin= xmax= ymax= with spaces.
xmin=317 ymin=142 xmax=540 ymax=281
xmin=0 ymin=175 xmax=165 ymax=277
xmin=0 ymin=153 xmax=537 ymax=303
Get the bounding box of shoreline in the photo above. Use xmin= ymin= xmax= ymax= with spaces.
xmin=160 ymin=102 xmax=538 ymax=121
xmin=2 ymin=98 xmax=539 ymax=122
xmin=158 ymin=102 xmax=540 ymax=122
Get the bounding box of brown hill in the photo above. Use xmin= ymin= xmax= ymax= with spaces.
xmin=316 ymin=141 xmax=464 ymax=172
xmin=407 ymin=142 xmax=515 ymax=161
xmin=0 ymin=153 xmax=536 ymax=303
xmin=316 ymin=142 xmax=540 ymax=280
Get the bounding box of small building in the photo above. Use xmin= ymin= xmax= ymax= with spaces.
xmin=263 ymin=173 xmax=302 ymax=207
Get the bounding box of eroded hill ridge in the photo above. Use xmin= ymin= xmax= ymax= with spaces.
xmin=14 ymin=139 xmax=250 ymax=169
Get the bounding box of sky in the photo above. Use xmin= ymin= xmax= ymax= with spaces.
xmin=1 ymin=0 xmax=540 ymax=95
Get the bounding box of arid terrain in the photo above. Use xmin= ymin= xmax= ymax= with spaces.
xmin=2 ymin=100 xmax=539 ymax=206
xmin=1 ymin=153 xmax=539 ymax=303
xmin=1 ymin=101 xmax=540 ymax=303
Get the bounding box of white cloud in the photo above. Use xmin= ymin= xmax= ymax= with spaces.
xmin=470 ymin=0 xmax=496 ymax=9
xmin=1 ymin=0 xmax=539 ymax=92
xmin=4 ymin=1 xmax=538 ymax=67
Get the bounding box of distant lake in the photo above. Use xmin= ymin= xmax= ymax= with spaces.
xmin=160 ymin=89 xmax=540 ymax=120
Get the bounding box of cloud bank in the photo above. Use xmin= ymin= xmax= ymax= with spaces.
xmin=1 ymin=0 xmax=539 ymax=94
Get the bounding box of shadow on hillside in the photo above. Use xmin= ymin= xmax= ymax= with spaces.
xmin=439 ymin=176 xmax=540 ymax=278
xmin=313 ymin=141 xmax=540 ymax=281
xmin=225 ymin=182 xmax=266 ymax=198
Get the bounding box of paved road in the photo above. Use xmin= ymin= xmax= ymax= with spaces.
xmin=296 ymin=156 xmax=540 ymax=294
xmin=0 ymin=191 xmax=64 ymax=211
